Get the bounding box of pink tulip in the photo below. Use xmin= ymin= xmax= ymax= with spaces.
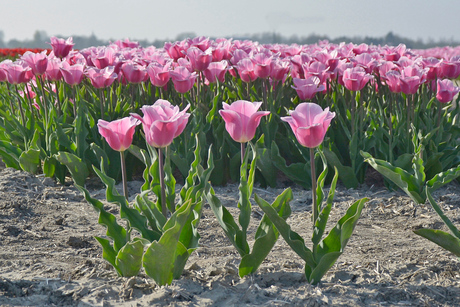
xmin=203 ymin=60 xmax=227 ymax=83
xmin=303 ymin=61 xmax=330 ymax=85
xmin=186 ymin=47 xmax=213 ymax=72
xmin=146 ymin=62 xmax=171 ymax=88
xmin=219 ymin=100 xmax=270 ymax=143
xmin=91 ymin=46 xmax=118 ymax=69
xmin=97 ymin=117 xmax=140 ymax=152
xmin=212 ymin=39 xmax=232 ymax=62
xmin=131 ymin=99 xmax=190 ymax=148
xmin=21 ymin=50 xmax=49 ymax=75
xmin=3 ymin=60 xmax=32 ymax=84
xmin=281 ymin=102 xmax=335 ymax=148
xmin=236 ymin=58 xmax=257 ymax=83
xmin=164 ymin=40 xmax=188 ymax=61
xmin=436 ymin=79 xmax=460 ymax=103
xmin=60 ymin=62 xmax=85 ymax=86
xmin=292 ymin=77 xmax=325 ymax=100
xmin=45 ymin=57 xmax=63 ymax=81
xmin=49 ymin=37 xmax=74 ymax=59
xmin=187 ymin=36 xmax=212 ymax=52
xmin=169 ymin=66 xmax=197 ymax=93
xmin=85 ymin=66 xmax=117 ymax=88
xmin=438 ymin=58 xmax=460 ymax=79
xmin=342 ymin=66 xmax=373 ymax=91
xmin=252 ymin=53 xmax=272 ymax=79
xmin=270 ymin=58 xmax=290 ymax=81
xmin=120 ymin=60 xmax=148 ymax=84
xmin=0 ymin=60 xmax=12 ymax=82
xmin=383 ymin=70 xmax=402 ymax=93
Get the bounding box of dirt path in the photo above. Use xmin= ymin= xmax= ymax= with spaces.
xmin=0 ymin=167 xmax=459 ymax=306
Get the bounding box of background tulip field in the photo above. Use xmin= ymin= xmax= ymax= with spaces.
xmin=0 ymin=36 xmax=459 ymax=189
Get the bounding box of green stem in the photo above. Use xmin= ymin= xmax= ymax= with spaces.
xmin=14 ymin=84 xmax=26 ymax=126
xmin=310 ymin=147 xmax=317 ymax=225
xmin=158 ymin=147 xmax=167 ymax=217
xmin=241 ymin=142 xmax=245 ymax=165
xmin=120 ymin=150 xmax=128 ymax=199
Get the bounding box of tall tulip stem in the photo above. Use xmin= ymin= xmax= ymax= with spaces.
xmin=120 ymin=150 xmax=128 ymax=199
xmin=310 ymin=147 xmax=318 ymax=225
xmin=241 ymin=142 xmax=245 ymax=164
xmin=14 ymin=84 xmax=26 ymax=126
xmin=158 ymin=147 xmax=167 ymax=217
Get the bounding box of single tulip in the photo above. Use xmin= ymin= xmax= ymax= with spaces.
xmin=303 ymin=61 xmax=330 ymax=85
xmin=91 ymin=46 xmax=118 ymax=69
xmin=436 ymin=79 xmax=460 ymax=103
xmin=383 ymin=70 xmax=402 ymax=93
xmin=270 ymin=58 xmax=290 ymax=81
xmin=219 ymin=100 xmax=270 ymax=143
xmin=169 ymin=66 xmax=197 ymax=93
xmin=281 ymin=102 xmax=335 ymax=148
xmin=236 ymin=58 xmax=257 ymax=83
xmin=292 ymin=77 xmax=325 ymax=100
xmin=3 ymin=60 xmax=32 ymax=84
xmin=120 ymin=60 xmax=148 ymax=84
xmin=203 ymin=60 xmax=227 ymax=84
xmin=131 ymin=99 xmax=190 ymax=148
xmin=438 ymin=58 xmax=460 ymax=79
xmin=21 ymin=50 xmax=49 ymax=75
xmin=342 ymin=66 xmax=373 ymax=91
xmin=97 ymin=117 xmax=140 ymax=152
xmin=146 ymin=61 xmax=171 ymax=88
xmin=252 ymin=53 xmax=272 ymax=79
xmin=49 ymin=37 xmax=74 ymax=59
xmin=0 ymin=60 xmax=12 ymax=82
xmin=86 ymin=66 xmax=117 ymax=88
xmin=45 ymin=57 xmax=63 ymax=81
xmin=60 ymin=62 xmax=85 ymax=86
xmin=186 ymin=47 xmax=212 ymax=72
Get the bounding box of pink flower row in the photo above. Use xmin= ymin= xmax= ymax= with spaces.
xmin=1 ymin=36 xmax=460 ymax=103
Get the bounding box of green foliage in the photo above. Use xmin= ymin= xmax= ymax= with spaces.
xmin=256 ymin=151 xmax=367 ymax=285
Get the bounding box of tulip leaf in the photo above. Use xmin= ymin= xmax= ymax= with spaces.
xmin=19 ymin=148 xmax=40 ymax=174
xmin=55 ymin=151 xmax=89 ymax=186
xmin=360 ymin=151 xmax=425 ymax=204
xmin=270 ymin=141 xmax=310 ymax=188
xmin=413 ymin=229 xmax=460 ymax=257
xmin=427 ymin=164 xmax=460 ymax=193
xmin=239 ymin=188 xmax=293 ymax=277
xmin=94 ymin=236 xmax=122 ymax=276
xmin=255 ymin=193 xmax=316 ymax=268
xmin=322 ymin=146 xmax=358 ymax=189
xmin=424 ymin=189 xmax=460 ymax=239
xmin=115 ymin=238 xmax=146 ymax=277
xmin=143 ymin=200 xmax=194 ymax=285
xmin=309 ymin=197 xmax=367 ymax=285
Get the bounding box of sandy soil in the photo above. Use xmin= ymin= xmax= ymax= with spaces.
xmin=0 ymin=166 xmax=459 ymax=306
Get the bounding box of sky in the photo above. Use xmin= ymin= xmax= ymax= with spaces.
xmin=1 ymin=0 xmax=460 ymax=44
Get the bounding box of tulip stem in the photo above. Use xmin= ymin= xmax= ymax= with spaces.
xmin=14 ymin=84 xmax=26 ymax=126
xmin=241 ymin=142 xmax=245 ymax=165
xmin=120 ymin=150 xmax=129 ymax=199
xmin=158 ymin=147 xmax=167 ymax=217
xmin=310 ymin=147 xmax=318 ymax=225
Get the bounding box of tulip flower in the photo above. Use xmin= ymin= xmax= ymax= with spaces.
xmin=169 ymin=66 xmax=198 ymax=93
xmin=203 ymin=60 xmax=227 ymax=84
xmin=438 ymin=58 xmax=460 ymax=79
xmin=303 ymin=61 xmax=330 ymax=85
xmin=281 ymin=102 xmax=335 ymax=149
xmin=146 ymin=61 xmax=171 ymax=88
xmin=292 ymin=77 xmax=325 ymax=100
xmin=342 ymin=66 xmax=373 ymax=92
xmin=60 ymin=62 xmax=85 ymax=86
xmin=49 ymin=37 xmax=74 ymax=59
xmin=281 ymin=102 xmax=335 ymax=223
xmin=97 ymin=117 xmax=140 ymax=152
xmin=45 ymin=57 xmax=63 ymax=81
xmin=98 ymin=116 xmax=140 ymax=198
xmin=219 ymin=100 xmax=270 ymax=144
xmin=21 ymin=50 xmax=49 ymax=75
xmin=3 ymin=60 xmax=32 ymax=84
xmin=252 ymin=53 xmax=272 ymax=79
xmin=270 ymin=58 xmax=290 ymax=81
xmin=91 ymin=46 xmax=118 ymax=69
xmin=186 ymin=47 xmax=212 ymax=72
xmin=86 ymin=66 xmax=117 ymax=89
xmin=436 ymin=79 xmax=460 ymax=103
xmin=120 ymin=60 xmax=147 ymax=84
xmin=236 ymin=58 xmax=257 ymax=83
xmin=131 ymin=99 xmax=190 ymax=215
xmin=131 ymin=99 xmax=190 ymax=149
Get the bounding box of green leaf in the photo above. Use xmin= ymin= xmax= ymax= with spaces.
xmin=115 ymin=239 xmax=146 ymax=277
xmin=310 ymin=197 xmax=367 ymax=285
xmin=361 ymin=151 xmax=425 ymax=204
xmin=143 ymin=200 xmax=194 ymax=286
xmin=19 ymin=148 xmax=40 ymax=174
xmin=256 ymin=135 xmax=277 ymax=188
xmin=270 ymin=141 xmax=310 ymax=188
xmin=239 ymin=188 xmax=293 ymax=277
xmin=95 ymin=236 xmax=122 ymax=276
xmin=55 ymin=151 xmax=89 ymax=186
xmin=322 ymin=147 xmax=358 ymax=189
xmin=414 ymin=228 xmax=460 ymax=257
xmin=255 ymin=192 xmax=316 ymax=268
xmin=427 ymin=164 xmax=460 ymax=193
xmin=425 ymin=189 xmax=460 ymax=240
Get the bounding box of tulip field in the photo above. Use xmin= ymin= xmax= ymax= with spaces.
xmin=1 ymin=36 xmax=460 ymax=305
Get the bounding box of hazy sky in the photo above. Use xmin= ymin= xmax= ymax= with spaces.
xmin=2 ymin=0 xmax=460 ymax=44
